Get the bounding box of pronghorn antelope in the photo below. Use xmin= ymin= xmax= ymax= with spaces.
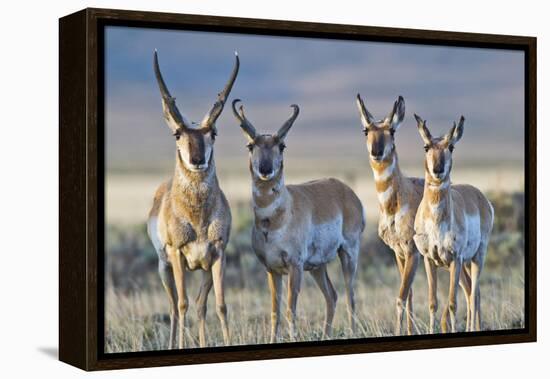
xmin=232 ymin=99 xmax=365 ymax=342
xmin=147 ymin=50 xmax=239 ymax=349
xmin=413 ymin=114 xmax=494 ymax=333
xmin=355 ymin=94 xmax=423 ymax=335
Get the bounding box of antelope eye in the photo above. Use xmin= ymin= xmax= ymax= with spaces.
xmin=211 ymin=130 xmax=217 ymax=140
xmin=424 ymin=145 xmax=430 ymax=152
xmin=246 ymin=143 xmax=254 ymax=152
xmin=175 ymin=134 xmax=181 ymax=141
xmin=363 ymin=128 xmax=368 ymax=136
xmin=279 ymin=143 xmax=286 ymax=153
xmin=449 ymin=144 xmax=454 ymax=152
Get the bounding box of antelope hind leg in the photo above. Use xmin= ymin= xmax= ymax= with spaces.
xmin=310 ymin=265 xmax=337 ymax=339
xmin=158 ymin=260 xmax=178 ymax=349
xmin=459 ymin=265 xmax=472 ymax=332
xmin=286 ymin=265 xmax=303 ymax=341
xmin=338 ymin=247 xmax=358 ymax=334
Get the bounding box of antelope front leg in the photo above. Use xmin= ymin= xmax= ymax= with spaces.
xmin=196 ymin=270 xmax=213 ymax=347
xmin=168 ymin=246 xmax=188 ymax=349
xmin=447 ymin=258 xmax=463 ymax=333
xmin=394 ymin=253 xmax=405 ymax=335
xmin=286 ymin=265 xmax=303 ymax=341
xmin=402 ymin=251 xmax=419 ymax=335
xmin=424 ymin=256 xmax=438 ymax=334
xmin=267 ymin=271 xmax=283 ymax=343
xmin=212 ymin=253 xmax=230 ymax=345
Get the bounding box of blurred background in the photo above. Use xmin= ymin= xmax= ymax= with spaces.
xmin=104 ymin=26 xmax=525 ymax=353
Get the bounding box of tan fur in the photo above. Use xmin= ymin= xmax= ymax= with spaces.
xmin=234 ymin=100 xmax=364 ymax=341
xmin=413 ymin=115 xmax=494 ymax=333
xmin=356 ymin=95 xmax=423 ymax=335
xmin=235 ymin=107 xmax=364 ymax=341
xmin=148 ymin=51 xmax=239 ymax=349
xmin=148 ymin=153 xmax=232 ymax=348
xmin=252 ymin=173 xmax=364 ymax=342
xmin=370 ymin=153 xmax=424 ymax=335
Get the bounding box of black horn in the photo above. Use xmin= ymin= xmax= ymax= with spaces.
xmin=275 ymin=104 xmax=300 ymax=140
xmin=153 ymin=50 xmax=192 ymax=133
xmin=232 ymin=99 xmax=257 ymax=141
xmin=201 ymin=52 xmax=240 ymax=128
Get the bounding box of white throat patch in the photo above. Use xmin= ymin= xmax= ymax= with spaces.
xmin=373 ymin=157 xmax=395 ymax=182
xmin=377 ymin=185 xmax=393 ymax=204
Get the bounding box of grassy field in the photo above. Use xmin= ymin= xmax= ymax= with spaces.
xmin=105 ymin=258 xmax=524 ymax=351
xmin=104 ymin=166 xmax=525 ymax=352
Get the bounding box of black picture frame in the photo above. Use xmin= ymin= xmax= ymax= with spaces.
xmin=59 ymin=7 xmax=537 ymax=371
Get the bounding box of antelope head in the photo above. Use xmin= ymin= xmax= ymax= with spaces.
xmin=356 ymin=94 xmax=405 ymax=163
xmin=232 ymin=100 xmax=300 ymax=181
xmin=153 ymin=50 xmax=239 ymax=172
xmin=414 ymin=114 xmax=465 ymax=184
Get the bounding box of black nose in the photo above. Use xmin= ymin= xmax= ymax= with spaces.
xmin=433 ymin=168 xmax=445 ymax=178
xmin=191 ymin=156 xmax=205 ymax=166
xmin=259 ymin=161 xmax=273 ymax=176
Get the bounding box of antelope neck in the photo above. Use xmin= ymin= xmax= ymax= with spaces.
xmin=252 ymin=169 xmax=288 ymax=217
xmin=372 ymin=153 xmax=404 ymax=212
xmin=424 ymin=175 xmax=452 ymax=222
xmin=173 ymin=151 xmax=218 ymax=196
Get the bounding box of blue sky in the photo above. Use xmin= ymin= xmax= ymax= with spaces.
xmin=105 ymin=26 xmax=525 ymax=171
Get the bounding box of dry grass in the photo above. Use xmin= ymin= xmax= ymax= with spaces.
xmin=104 ymin=168 xmax=525 ymax=353
xmin=105 ymin=258 xmax=524 ymax=352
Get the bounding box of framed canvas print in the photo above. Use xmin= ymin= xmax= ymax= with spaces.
xmin=59 ymin=8 xmax=537 ymax=371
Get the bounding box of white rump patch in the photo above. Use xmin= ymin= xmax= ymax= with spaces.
xmin=462 ymin=212 xmax=482 ymax=261
xmin=147 ymin=217 xmax=164 ymax=256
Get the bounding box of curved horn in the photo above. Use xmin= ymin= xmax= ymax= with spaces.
xmin=201 ymin=52 xmax=240 ymax=128
xmin=153 ymin=50 xmax=192 ymax=134
xmin=356 ymin=93 xmax=375 ymax=129
xmin=232 ymin=99 xmax=257 ymax=141
xmin=276 ymin=104 xmax=300 ymax=140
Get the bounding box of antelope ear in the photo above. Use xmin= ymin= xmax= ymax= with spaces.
xmin=388 ymin=95 xmax=405 ymax=131
xmin=356 ymin=93 xmax=375 ymax=130
xmin=447 ymin=116 xmax=465 ymax=145
xmin=414 ymin=113 xmax=432 ymax=145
